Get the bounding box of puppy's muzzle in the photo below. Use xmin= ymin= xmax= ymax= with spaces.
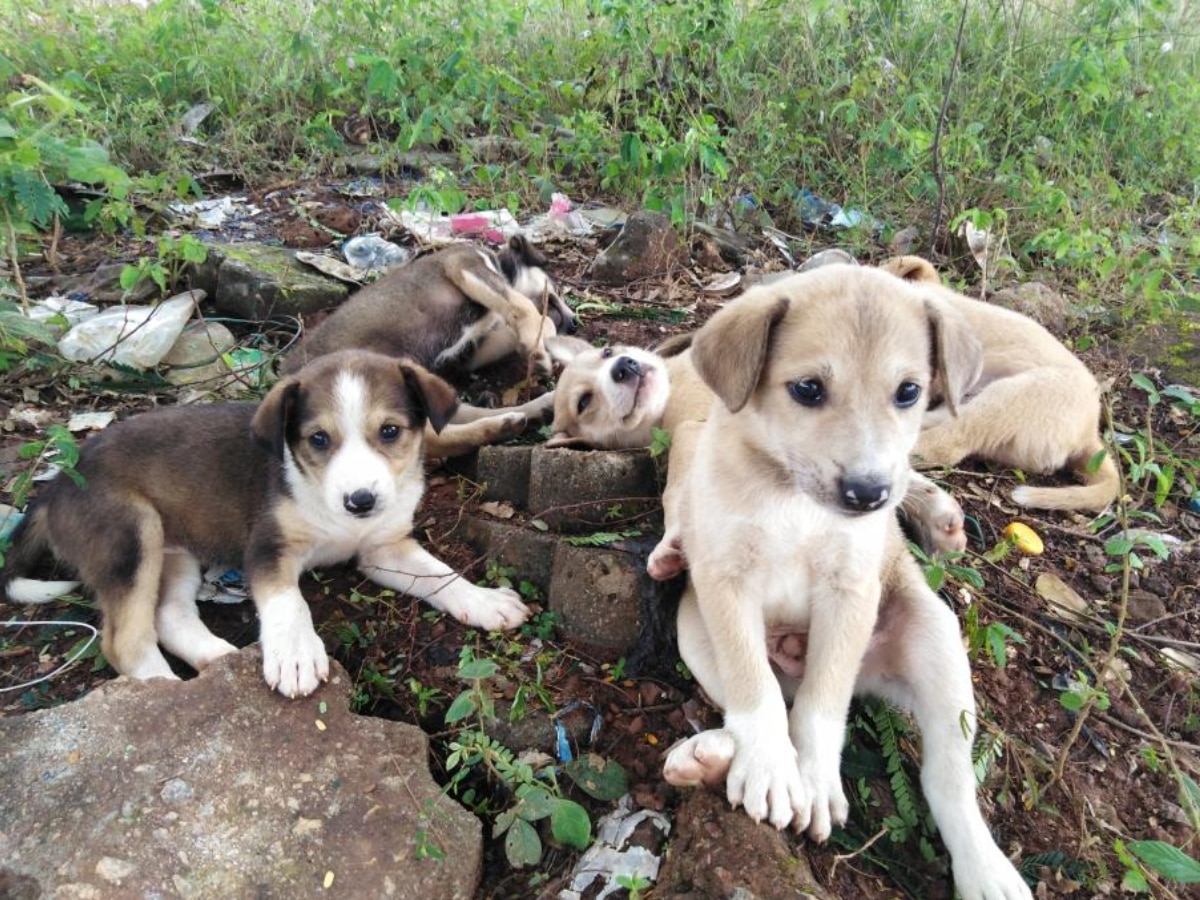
xmin=344 ymin=489 xmax=377 ymax=516
xmin=838 ymin=476 xmax=891 ymax=513
xmin=611 ymin=356 xmax=641 ymax=383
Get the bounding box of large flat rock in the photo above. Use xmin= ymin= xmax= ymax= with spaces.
xmin=191 ymin=242 xmax=349 ymax=321
xmin=0 ymin=647 xmax=480 ymax=900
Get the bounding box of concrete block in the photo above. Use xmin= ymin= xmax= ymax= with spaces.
xmin=528 ymin=446 xmax=659 ymax=533
xmin=549 ymin=543 xmax=645 ymax=655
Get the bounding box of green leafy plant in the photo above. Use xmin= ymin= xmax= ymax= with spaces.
xmin=119 ymin=233 xmax=208 ymax=297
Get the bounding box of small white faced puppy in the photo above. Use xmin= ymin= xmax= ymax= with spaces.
xmin=3 ymin=351 xmax=530 ymax=696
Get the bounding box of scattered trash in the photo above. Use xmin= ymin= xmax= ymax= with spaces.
xmin=25 ymin=296 xmax=99 ymax=335
xmin=0 ymin=504 xmax=23 ymax=542
xmin=478 ymin=500 xmax=516 ymax=520
xmin=58 ymin=290 xmax=200 ymax=369
xmin=386 ymin=206 xmax=520 ymax=246
xmin=66 ymin=411 xmax=115 ymax=432
xmin=1161 ymin=647 xmax=1200 ymax=673
xmin=337 ymin=177 xmax=384 ymax=199
xmin=294 ymin=251 xmax=371 ymax=284
xmin=559 ymin=797 xmax=671 ymax=900
xmin=341 ymin=233 xmax=413 ymax=272
xmin=577 ymin=206 xmax=627 ymax=230
xmin=553 ymin=700 xmax=604 ymax=763
xmin=197 ymin=567 xmax=249 ymax=604
xmin=700 ymin=271 xmax=741 ymax=295
xmin=163 ymin=320 xmax=238 ymax=386
xmin=524 ymin=192 xmax=594 ymax=241
xmin=450 ymin=209 xmax=520 ymax=243
xmin=797 ymin=248 xmax=857 ymax=272
xmin=178 ymin=102 xmax=216 ymax=139
xmin=1186 ymin=492 xmax=1200 ymax=514
xmin=168 ymin=195 xmax=262 ymax=229
xmin=1035 ymin=572 xmax=1088 ymax=620
xmin=794 ymin=188 xmax=885 ymax=234
xmin=1003 ymin=521 xmax=1044 ymax=555
xmin=958 ymin=218 xmax=1018 ymax=279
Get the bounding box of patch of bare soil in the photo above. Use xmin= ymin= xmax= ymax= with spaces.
xmin=2 ymin=187 xmax=1198 ymax=899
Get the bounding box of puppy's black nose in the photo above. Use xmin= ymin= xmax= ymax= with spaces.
xmin=344 ymin=489 xmax=377 ymax=515
xmin=839 ymin=477 xmax=891 ymax=513
xmin=611 ymin=356 xmax=641 ymax=383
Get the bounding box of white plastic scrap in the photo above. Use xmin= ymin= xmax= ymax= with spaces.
xmin=26 ymin=296 xmax=99 ymax=335
xmin=57 ymin=291 xmax=200 ymax=369
xmin=168 ymin=195 xmax=261 ymax=229
xmin=66 ymin=411 xmax=115 ymax=432
xmin=559 ymin=798 xmax=670 ymax=900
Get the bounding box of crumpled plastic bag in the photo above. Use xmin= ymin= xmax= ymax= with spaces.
xmin=57 ymin=290 xmax=201 ymax=369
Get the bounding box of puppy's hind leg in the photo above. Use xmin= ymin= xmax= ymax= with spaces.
xmin=858 ymin=568 xmax=1031 ymax=900
xmin=92 ymin=507 xmax=177 ymax=681
xmin=156 ymin=549 xmax=237 ymax=672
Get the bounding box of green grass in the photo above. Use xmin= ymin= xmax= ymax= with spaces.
xmin=1 ymin=0 xmax=1198 ymax=318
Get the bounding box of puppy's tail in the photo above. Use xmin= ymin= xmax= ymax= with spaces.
xmin=1 ymin=506 xmax=80 ymax=604
xmin=1010 ymin=440 xmax=1121 ymax=512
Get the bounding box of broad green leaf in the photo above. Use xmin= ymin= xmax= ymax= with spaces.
xmin=505 ymin=817 xmax=542 ymax=868
xmin=457 ymin=658 xmax=498 ymax=680
xmin=1128 ymin=840 xmax=1200 ymax=884
xmin=514 ymin=784 xmax=558 ymax=820
xmin=550 ymin=799 xmax=591 ymax=849
xmin=444 ymin=690 xmax=478 ymax=724
xmin=564 ymin=754 xmax=629 ymax=801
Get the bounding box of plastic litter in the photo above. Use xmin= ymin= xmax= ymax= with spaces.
xmin=524 ymin=192 xmax=594 ymax=241
xmin=197 ymin=567 xmax=249 ymax=604
xmin=57 ymin=291 xmax=200 ymax=369
xmin=66 ymin=411 xmax=115 ymax=432
xmin=341 ymin=233 xmax=413 ymax=272
xmin=26 ymin=296 xmax=99 ymax=335
xmin=559 ymin=797 xmax=671 ymax=900
xmin=168 ymin=195 xmax=262 ymax=229
xmin=0 ymin=504 xmax=23 ymax=542
xmin=553 ymin=700 xmax=604 ymax=763
xmin=794 ymin=188 xmax=885 ymax=234
xmin=1003 ymin=521 xmax=1044 ymax=555
xmin=389 ymin=206 xmax=520 ymax=246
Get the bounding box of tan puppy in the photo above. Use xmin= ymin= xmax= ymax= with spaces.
xmin=546 ymin=336 xmax=969 ymax=577
xmin=882 ymin=255 xmax=1119 ymax=511
xmin=3 ymin=352 xmax=531 ymax=696
xmin=284 ymin=237 xmax=570 ymax=457
xmin=659 ymin=266 xmax=1031 ymax=900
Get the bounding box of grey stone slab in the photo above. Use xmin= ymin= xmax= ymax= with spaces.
xmin=0 ymin=647 xmax=480 ymax=900
xmin=528 ymin=446 xmax=659 ymax=534
xmin=192 ymin=242 xmax=349 ymax=322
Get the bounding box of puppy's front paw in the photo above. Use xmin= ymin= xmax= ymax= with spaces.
xmin=647 ymin=534 xmax=687 ymax=581
xmin=725 ymin=729 xmax=804 ymax=830
xmin=952 ymin=844 xmax=1033 ymax=900
xmin=260 ymin=621 xmax=329 ymax=698
xmin=663 ymin=730 xmax=735 ymax=787
xmin=452 ymin=585 xmax=530 ymax=631
xmin=793 ymin=758 xmax=850 ymax=842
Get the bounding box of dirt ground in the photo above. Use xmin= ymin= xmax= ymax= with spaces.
xmin=2 ymin=184 xmax=1199 ymax=899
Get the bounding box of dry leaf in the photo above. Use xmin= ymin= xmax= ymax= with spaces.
xmin=1035 ymin=572 xmax=1089 ymax=620
xmin=478 ymin=501 xmax=515 ymax=520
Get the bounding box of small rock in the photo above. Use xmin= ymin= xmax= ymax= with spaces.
xmin=889 ymin=225 xmax=921 ymax=256
xmin=991 ymin=282 xmax=1073 ymax=329
xmin=160 ymin=778 xmax=194 ymax=804
xmin=1127 ymin=590 xmax=1168 ymax=623
xmin=190 ymin=242 xmax=349 ymax=322
xmin=592 ymin=211 xmax=688 ymax=285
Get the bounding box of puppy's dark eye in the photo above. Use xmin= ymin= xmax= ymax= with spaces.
xmin=309 ymin=430 xmax=331 ymax=450
xmin=577 ymin=392 xmax=593 ymax=415
xmin=788 ymin=379 xmax=825 ymax=407
xmin=379 ymin=424 xmax=401 ymax=442
xmin=601 ymin=347 xmax=614 ymax=359
xmin=894 ymin=382 xmax=921 ymax=408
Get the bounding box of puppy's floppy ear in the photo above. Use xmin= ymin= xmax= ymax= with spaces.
xmin=882 ymin=255 xmax=941 ymax=285
xmin=399 ymin=360 xmax=459 ymax=434
xmin=692 ymin=290 xmax=789 ymax=412
xmin=925 ymin=298 xmax=983 ymax=415
xmin=252 ymin=378 xmax=301 ymax=458
xmin=508 ymin=233 xmax=547 ymax=267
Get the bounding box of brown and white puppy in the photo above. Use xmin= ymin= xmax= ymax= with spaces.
xmin=3 ymin=351 xmax=530 ymax=697
xmin=883 ymin=255 xmax=1119 ymax=511
xmin=282 ymin=237 xmax=571 ymax=458
xmin=655 ymin=267 xmax=1031 ymax=900
xmin=545 ymin=335 xmax=969 ymax=579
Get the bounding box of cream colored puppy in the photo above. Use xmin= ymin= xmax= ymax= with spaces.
xmin=546 ymin=337 xmax=969 ymax=578
xmin=883 ymin=256 xmax=1118 ymax=511
xmin=661 ymin=266 xmax=1031 ymax=900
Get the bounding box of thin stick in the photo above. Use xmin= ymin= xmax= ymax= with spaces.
xmin=929 ymin=0 xmax=969 ymax=254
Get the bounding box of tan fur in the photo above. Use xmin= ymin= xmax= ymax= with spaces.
xmin=659 ymin=266 xmax=1030 ymax=899
xmin=882 ymin=255 xmax=1119 ymax=511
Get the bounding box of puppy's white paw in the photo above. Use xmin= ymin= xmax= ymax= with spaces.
xmin=452 ymin=585 xmax=530 ymax=631
xmin=952 ymin=845 xmax=1033 ymax=900
xmin=1009 ymin=485 xmax=1033 ymax=507
xmin=725 ymin=727 xmax=804 ymax=830
xmin=194 ymin=636 xmax=239 ymax=670
xmin=647 ymin=535 xmax=687 ymax=581
xmin=663 ymin=730 xmax=735 ymax=787
xmin=793 ymin=758 xmax=850 ymax=842
xmin=260 ymin=622 xmax=329 ymax=698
